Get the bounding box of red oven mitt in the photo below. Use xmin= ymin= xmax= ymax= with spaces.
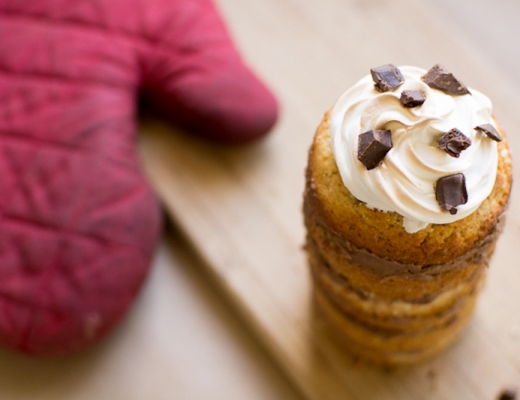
xmin=0 ymin=0 xmax=277 ymax=356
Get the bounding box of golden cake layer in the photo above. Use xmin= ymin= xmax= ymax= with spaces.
xmin=303 ymin=111 xmax=512 ymax=365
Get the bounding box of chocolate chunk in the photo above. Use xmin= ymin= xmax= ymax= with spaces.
xmin=370 ymin=64 xmax=404 ymax=92
xmin=421 ymin=64 xmax=470 ymax=95
xmin=475 ymin=123 xmax=503 ymax=142
xmin=400 ymin=90 xmax=426 ymax=107
xmin=498 ymin=388 xmax=517 ymax=400
xmin=357 ymin=130 xmax=393 ymax=170
xmin=437 ymin=128 xmax=472 ymax=157
xmin=435 ymin=173 xmax=468 ymax=214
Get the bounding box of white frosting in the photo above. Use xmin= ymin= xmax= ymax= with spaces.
xmin=330 ymin=66 xmax=498 ymax=233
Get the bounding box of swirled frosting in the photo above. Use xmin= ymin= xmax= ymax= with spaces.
xmin=330 ymin=66 xmax=498 ymax=233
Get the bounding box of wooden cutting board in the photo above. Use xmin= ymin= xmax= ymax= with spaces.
xmin=139 ymin=0 xmax=520 ymax=398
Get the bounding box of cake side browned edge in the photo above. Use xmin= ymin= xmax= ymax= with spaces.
xmin=304 ymin=111 xmax=512 ymax=266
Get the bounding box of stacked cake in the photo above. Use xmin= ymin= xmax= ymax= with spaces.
xmin=304 ymin=65 xmax=512 ymax=365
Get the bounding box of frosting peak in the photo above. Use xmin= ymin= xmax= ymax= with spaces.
xmin=330 ymin=66 xmax=498 ymax=233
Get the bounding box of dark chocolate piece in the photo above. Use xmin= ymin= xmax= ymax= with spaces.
xmin=498 ymin=388 xmax=517 ymax=400
xmin=370 ymin=64 xmax=404 ymax=92
xmin=421 ymin=64 xmax=470 ymax=95
xmin=475 ymin=123 xmax=503 ymax=142
xmin=400 ymin=90 xmax=426 ymax=107
xmin=435 ymin=173 xmax=468 ymax=215
xmin=357 ymin=130 xmax=393 ymax=170
xmin=437 ymin=128 xmax=472 ymax=157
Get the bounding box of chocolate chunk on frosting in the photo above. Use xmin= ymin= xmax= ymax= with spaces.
xmin=357 ymin=130 xmax=393 ymax=170
xmin=437 ymin=128 xmax=472 ymax=157
xmin=475 ymin=123 xmax=503 ymax=142
xmin=370 ymin=64 xmax=404 ymax=92
xmin=421 ymin=64 xmax=470 ymax=95
xmin=400 ymin=90 xmax=426 ymax=107
xmin=435 ymin=173 xmax=468 ymax=215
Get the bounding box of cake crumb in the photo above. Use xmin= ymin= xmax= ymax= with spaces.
xmin=497 ymin=387 xmax=517 ymax=400
xmin=426 ymin=368 xmax=438 ymax=391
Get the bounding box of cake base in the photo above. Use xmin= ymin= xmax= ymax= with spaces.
xmin=306 ymin=235 xmax=485 ymax=365
xmin=303 ymin=111 xmax=512 ymax=365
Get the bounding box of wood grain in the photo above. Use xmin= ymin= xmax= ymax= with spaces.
xmin=139 ymin=0 xmax=520 ymax=398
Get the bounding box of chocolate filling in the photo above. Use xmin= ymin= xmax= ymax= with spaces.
xmin=306 ymin=233 xmax=483 ymax=306
xmin=313 ymin=283 xmax=463 ymax=340
xmin=308 ymin=209 xmax=501 ymax=279
xmin=303 ymin=177 xmax=505 ymax=279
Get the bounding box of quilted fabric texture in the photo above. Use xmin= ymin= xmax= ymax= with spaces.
xmin=0 ymin=0 xmax=278 ymax=356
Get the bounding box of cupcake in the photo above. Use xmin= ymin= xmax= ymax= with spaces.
xmin=304 ymin=64 xmax=512 ymax=365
